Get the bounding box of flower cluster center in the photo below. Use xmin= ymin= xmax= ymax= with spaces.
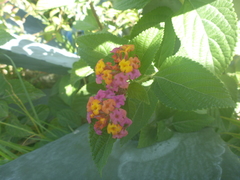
xmin=86 ymin=44 xmax=141 ymax=139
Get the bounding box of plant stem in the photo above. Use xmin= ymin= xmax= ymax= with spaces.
xmin=90 ymin=1 xmax=103 ymax=30
xmin=136 ymin=72 xmax=157 ymax=84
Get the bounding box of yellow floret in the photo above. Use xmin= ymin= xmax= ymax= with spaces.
xmin=107 ymin=123 xmax=122 ymax=135
xmin=91 ymin=99 xmax=102 ymax=115
xmin=95 ymin=59 xmax=106 ymax=75
xmin=119 ymin=59 xmax=133 ymax=73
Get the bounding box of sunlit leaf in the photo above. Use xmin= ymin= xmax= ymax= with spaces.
xmin=77 ymin=33 xmax=128 ymax=69
xmin=128 ymin=82 xmax=149 ymax=104
xmin=152 ymin=56 xmax=235 ymax=110
xmin=58 ymin=75 xmax=78 ymax=105
xmin=155 ymin=18 xmax=177 ymax=68
xmin=70 ymin=60 xmax=93 ymax=85
xmin=130 ymin=6 xmax=173 ymax=38
xmin=130 ymin=27 xmax=164 ymax=75
xmin=172 ymin=0 xmax=238 ymax=74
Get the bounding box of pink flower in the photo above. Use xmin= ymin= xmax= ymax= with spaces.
xmin=110 ymin=109 xmax=124 ymax=124
xmin=105 ymin=89 xmax=115 ymax=99
xmin=95 ymin=89 xmax=106 ymax=101
xmin=95 ymin=89 xmax=115 ymax=101
xmin=87 ymin=112 xmax=92 ymax=123
xmin=127 ymin=69 xmax=141 ymax=80
xmin=110 ymin=47 xmax=121 ymax=54
xmin=119 ymin=108 xmax=127 ymax=117
xmin=106 ymin=80 xmax=119 ymax=92
xmin=121 ymin=117 xmax=132 ymax=127
xmin=114 ymin=72 xmax=129 ymax=89
xmin=94 ymin=126 xmax=102 ymax=135
xmin=96 ymin=74 xmax=103 ymax=84
xmin=112 ymin=94 xmax=126 ymax=108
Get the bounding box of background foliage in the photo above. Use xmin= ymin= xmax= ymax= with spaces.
xmin=0 ymin=0 xmax=240 ymax=174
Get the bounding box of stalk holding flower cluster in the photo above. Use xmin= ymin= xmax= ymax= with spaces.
xmin=86 ymin=45 xmax=141 ymax=139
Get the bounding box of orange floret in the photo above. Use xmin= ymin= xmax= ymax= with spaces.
xmin=129 ymin=57 xmax=141 ymax=69
xmin=87 ymin=96 xmax=95 ymax=112
xmin=102 ymin=70 xmax=113 ymax=85
xmin=102 ymin=99 xmax=116 ymax=114
xmin=94 ymin=118 xmax=108 ymax=130
xmin=121 ymin=44 xmax=134 ymax=53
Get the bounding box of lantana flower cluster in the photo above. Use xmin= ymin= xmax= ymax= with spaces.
xmin=86 ymin=44 xmax=141 ymax=139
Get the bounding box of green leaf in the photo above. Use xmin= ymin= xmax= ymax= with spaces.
xmin=77 ymin=33 xmax=128 ymax=68
xmin=228 ymin=138 xmax=240 ymax=156
xmin=156 ymin=121 xmax=174 ymax=142
xmin=86 ymin=82 xmax=105 ymax=95
xmin=70 ymin=60 xmax=93 ymax=85
xmin=221 ymin=116 xmax=240 ymax=128
xmin=0 ymin=74 xmax=6 ymax=96
xmin=155 ymin=102 xmax=176 ymax=121
xmin=138 ymin=122 xmax=157 ymax=148
xmin=43 ymin=32 xmax=53 ymax=41
xmin=128 ymin=82 xmax=149 ymax=104
xmin=220 ymin=74 xmax=238 ymax=103
xmin=130 ymin=6 xmax=173 ymax=38
xmin=24 ymin=105 xmax=50 ymax=126
xmin=121 ymin=88 xmax=158 ymax=144
xmin=55 ymin=32 xmax=64 ymax=43
xmin=208 ymin=108 xmax=231 ymax=132
xmin=172 ymin=0 xmax=238 ymax=74
xmin=3 ymin=79 xmax=45 ymax=104
xmin=5 ymin=115 xmax=33 ymax=138
xmin=89 ymin=123 xmax=116 ymax=174
xmin=172 ymin=111 xmax=215 ymax=133
xmin=155 ymin=18 xmax=177 ymax=68
xmin=152 ymin=56 xmax=235 ymax=111
xmin=137 ymin=120 xmax=174 ymax=148
xmin=48 ymin=95 xmax=69 ymax=116
xmin=0 ymin=139 xmax=31 ymax=154
xmin=78 ymin=48 xmax=106 ymax=69
xmin=223 ymin=132 xmax=240 ymax=139
xmin=58 ymin=75 xmax=78 ymax=105
xmin=0 ymin=101 xmax=8 ymax=119
xmin=124 ymin=98 xmax=137 ymax=119
xmin=130 ymin=27 xmax=164 ymax=75
xmin=112 ymin=0 xmax=151 ymax=10
xmin=73 ymin=9 xmax=99 ymax=31
xmin=77 ymin=33 xmax=128 ymax=52
xmin=0 ymin=29 xmax=14 ymax=46
xmin=57 ymin=109 xmax=81 ymax=129
xmin=142 ymin=0 xmax=182 ymax=14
